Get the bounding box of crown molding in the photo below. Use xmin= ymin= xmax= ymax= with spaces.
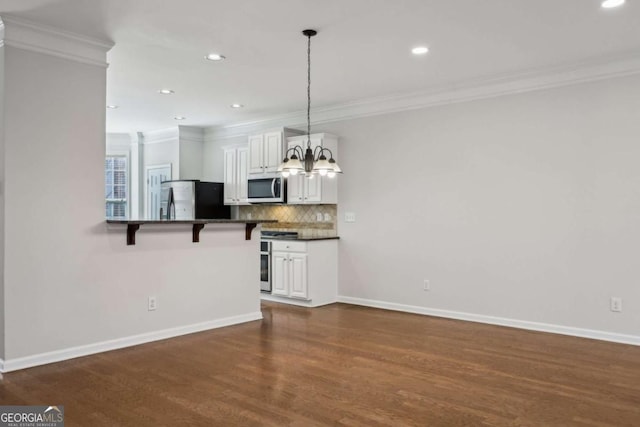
xmin=178 ymin=126 xmax=205 ymax=143
xmin=141 ymin=127 xmax=179 ymax=145
xmin=205 ymin=50 xmax=640 ymax=141
xmin=0 ymin=15 xmax=113 ymax=68
xmin=141 ymin=126 xmax=207 ymax=145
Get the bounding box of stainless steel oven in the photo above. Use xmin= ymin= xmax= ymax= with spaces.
xmin=260 ymin=240 xmax=272 ymax=292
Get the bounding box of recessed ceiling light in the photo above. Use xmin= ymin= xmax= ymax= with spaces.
xmin=158 ymin=89 xmax=175 ymax=95
xmin=174 ymin=116 xmax=186 ymax=121
xmin=230 ymin=103 xmax=244 ymax=109
xmin=205 ymin=53 xmax=226 ymax=61
xmin=412 ymin=46 xmax=429 ymax=55
xmin=106 ymin=105 xmax=118 ymax=109
xmin=601 ymin=0 xmax=625 ymax=8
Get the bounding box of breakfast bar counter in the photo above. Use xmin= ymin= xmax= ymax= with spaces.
xmin=107 ymin=219 xmax=278 ymax=245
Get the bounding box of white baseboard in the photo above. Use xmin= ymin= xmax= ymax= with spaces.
xmin=337 ymin=296 xmax=640 ymax=346
xmin=0 ymin=311 xmax=263 ymax=373
xmin=260 ymin=293 xmax=336 ymax=308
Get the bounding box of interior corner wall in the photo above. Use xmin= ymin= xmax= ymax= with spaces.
xmin=0 ymin=42 xmax=6 ymax=360
xmin=3 ymin=45 xmax=108 ymax=360
xmin=178 ymin=139 xmax=203 ymax=180
xmin=321 ymin=73 xmax=640 ymax=338
xmin=142 ymin=136 xmax=179 ymax=180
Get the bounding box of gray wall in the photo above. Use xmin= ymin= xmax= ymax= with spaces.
xmin=2 ymin=43 xmax=260 ymax=365
xmin=0 ymin=39 xmax=5 ymax=359
xmin=202 ymin=134 xmax=246 ymax=182
xmin=320 ymin=73 xmax=640 ymax=337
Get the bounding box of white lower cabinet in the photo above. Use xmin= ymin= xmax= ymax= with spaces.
xmin=265 ymin=239 xmax=338 ymax=307
xmin=272 ymin=251 xmax=308 ymax=299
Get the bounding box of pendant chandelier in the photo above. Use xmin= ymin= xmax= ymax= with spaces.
xmin=278 ymin=29 xmax=342 ymax=178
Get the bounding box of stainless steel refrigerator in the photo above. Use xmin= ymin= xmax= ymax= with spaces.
xmin=160 ymin=180 xmax=231 ymax=220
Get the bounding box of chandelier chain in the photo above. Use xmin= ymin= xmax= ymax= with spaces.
xmin=307 ymin=33 xmax=311 ymax=148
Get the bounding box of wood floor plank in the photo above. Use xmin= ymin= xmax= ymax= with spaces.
xmin=1 ymin=302 xmax=639 ymax=426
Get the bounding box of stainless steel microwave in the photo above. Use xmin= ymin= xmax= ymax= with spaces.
xmin=248 ymin=177 xmax=286 ymax=203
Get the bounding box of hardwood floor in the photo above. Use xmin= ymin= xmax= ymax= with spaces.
xmin=1 ymin=302 xmax=639 ymax=426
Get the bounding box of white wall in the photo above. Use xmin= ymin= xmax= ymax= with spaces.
xmin=320 ymin=74 xmax=640 ymax=339
xmin=143 ymin=137 xmax=179 ymax=178
xmin=178 ymin=126 xmax=204 ymax=180
xmin=106 ymin=133 xmax=132 ymax=152
xmin=0 ymin=41 xmax=5 ymax=359
xmin=202 ymin=133 xmax=246 ymax=182
xmin=1 ymin=38 xmax=260 ymax=367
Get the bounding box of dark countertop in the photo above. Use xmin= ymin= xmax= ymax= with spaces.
xmin=262 ymin=236 xmax=339 ymax=241
xmin=107 ymin=219 xmax=278 ymax=245
xmin=107 ymin=219 xmax=277 ymax=225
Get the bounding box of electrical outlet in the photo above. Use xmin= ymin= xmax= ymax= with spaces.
xmin=324 ymin=213 xmax=331 ymax=222
xmin=148 ymin=296 xmax=157 ymax=311
xmin=423 ymin=279 xmax=430 ymax=291
xmin=345 ymin=212 xmax=356 ymax=223
xmin=610 ymin=297 xmax=622 ymax=313
xmin=316 ymin=212 xmax=323 ymax=222
xmin=246 ymin=212 xmax=252 ymax=220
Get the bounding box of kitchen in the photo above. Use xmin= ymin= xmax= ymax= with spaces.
xmin=2 ymin=1 xmax=640 ymax=424
xmin=107 ymin=125 xmax=341 ymax=307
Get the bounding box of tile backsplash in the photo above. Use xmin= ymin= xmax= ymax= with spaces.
xmin=239 ymin=204 xmax=337 ymax=238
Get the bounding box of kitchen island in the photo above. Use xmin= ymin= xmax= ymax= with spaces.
xmin=85 ymin=218 xmax=280 ymax=374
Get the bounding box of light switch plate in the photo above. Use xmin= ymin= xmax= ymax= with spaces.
xmin=345 ymin=212 xmax=356 ymax=223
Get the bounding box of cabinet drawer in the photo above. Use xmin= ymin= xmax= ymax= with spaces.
xmin=272 ymin=241 xmax=307 ymax=253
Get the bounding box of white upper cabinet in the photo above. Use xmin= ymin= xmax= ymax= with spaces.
xmin=248 ymin=134 xmax=265 ymax=174
xmin=264 ymin=132 xmax=284 ymax=173
xmin=248 ymin=128 xmax=303 ymax=175
xmin=223 ymin=146 xmax=249 ymax=205
xmin=286 ymin=133 xmax=339 ymax=205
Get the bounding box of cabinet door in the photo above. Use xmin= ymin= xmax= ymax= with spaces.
xmin=286 ymin=140 xmax=304 ymax=204
xmin=263 ymin=131 xmax=283 ymax=173
xmin=248 ymin=134 xmax=264 ymax=174
xmin=223 ymin=149 xmax=237 ymax=205
xmin=287 ymin=175 xmax=304 ymax=204
xmin=271 ymin=253 xmax=289 ymax=296
xmin=304 ymin=137 xmax=323 ymax=202
xmin=304 ymin=175 xmax=322 ymax=203
xmin=289 ymin=253 xmax=308 ymax=299
xmin=237 ymin=147 xmax=249 ymax=203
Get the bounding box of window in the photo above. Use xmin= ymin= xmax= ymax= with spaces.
xmin=105 ymin=156 xmax=128 ymax=218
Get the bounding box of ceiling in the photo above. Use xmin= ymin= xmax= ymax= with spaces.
xmin=2 ymin=0 xmax=640 ymax=133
